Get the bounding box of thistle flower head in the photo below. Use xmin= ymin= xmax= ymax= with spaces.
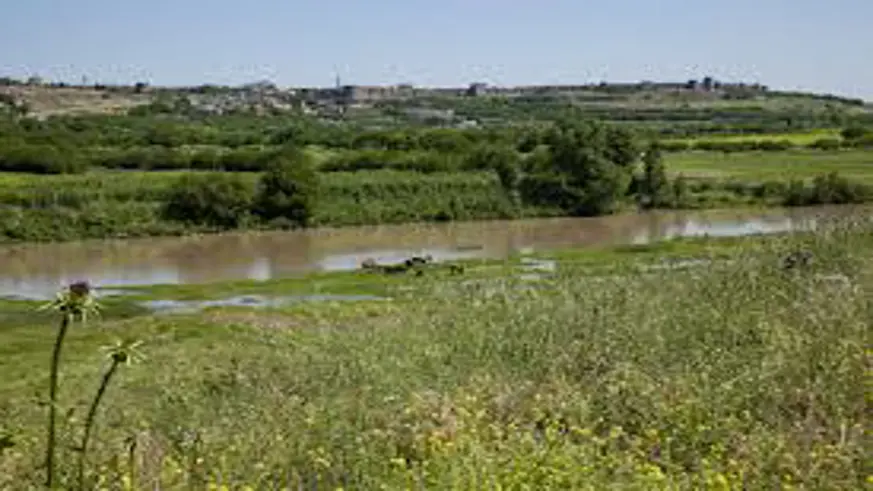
xmin=39 ymin=281 xmax=101 ymax=322
xmin=101 ymin=339 xmax=145 ymax=366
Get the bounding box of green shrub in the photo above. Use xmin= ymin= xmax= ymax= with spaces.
xmin=781 ymin=172 xmax=872 ymax=206
xmin=0 ymin=143 xmax=85 ymax=174
xmin=807 ymin=138 xmax=842 ymax=151
xmin=840 ymin=125 xmax=868 ymax=140
xmin=843 ymin=132 xmax=873 ymax=149
xmin=658 ymin=140 xmax=691 ymax=152
xmin=255 ymin=148 xmax=319 ymax=227
xmin=162 ymin=173 xmax=254 ymax=228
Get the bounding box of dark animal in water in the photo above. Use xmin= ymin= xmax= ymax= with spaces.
xmin=404 ymin=255 xmax=433 ymax=268
xmin=360 ymin=257 xmax=417 ymax=275
xmin=781 ymin=250 xmax=814 ymax=270
xmin=382 ymin=263 xmax=411 ymax=274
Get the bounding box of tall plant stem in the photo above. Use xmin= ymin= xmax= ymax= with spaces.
xmin=77 ymin=359 xmax=120 ymax=489
xmin=46 ymin=313 xmax=71 ymax=489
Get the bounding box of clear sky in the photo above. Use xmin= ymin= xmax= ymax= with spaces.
xmin=1 ymin=0 xmax=870 ymax=99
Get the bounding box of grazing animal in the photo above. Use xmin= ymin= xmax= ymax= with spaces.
xmin=781 ymin=250 xmax=814 ymax=270
xmin=382 ymin=263 xmax=411 ymax=274
xmin=361 ymin=255 xmax=439 ymax=276
xmin=404 ymin=255 xmax=433 ymax=268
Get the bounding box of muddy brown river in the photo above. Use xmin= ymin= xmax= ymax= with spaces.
xmin=0 ymin=205 xmax=865 ymax=300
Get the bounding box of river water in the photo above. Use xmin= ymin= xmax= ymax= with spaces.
xmin=0 ymin=205 xmax=864 ymax=300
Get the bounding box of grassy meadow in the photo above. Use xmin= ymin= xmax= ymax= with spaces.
xmin=0 ymin=219 xmax=870 ymax=489
xmin=667 ymin=150 xmax=873 ymax=183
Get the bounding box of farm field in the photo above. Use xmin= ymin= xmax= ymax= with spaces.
xmin=666 ymin=150 xmax=873 ymax=182
xmin=0 ymin=222 xmax=869 ymax=489
xmin=663 ymin=129 xmax=842 ymax=145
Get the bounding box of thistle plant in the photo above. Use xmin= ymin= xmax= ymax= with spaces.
xmin=77 ymin=338 xmax=144 ymax=489
xmin=39 ymin=281 xmax=100 ymax=488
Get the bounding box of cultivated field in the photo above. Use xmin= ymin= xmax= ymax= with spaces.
xmin=666 ymin=150 xmax=873 ymax=183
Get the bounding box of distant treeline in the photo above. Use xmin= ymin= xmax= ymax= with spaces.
xmin=1 ymin=112 xmax=872 ymax=175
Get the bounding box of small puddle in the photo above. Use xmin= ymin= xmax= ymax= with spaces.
xmin=517 ymin=273 xmax=549 ymax=282
xmin=0 ymin=287 xmax=137 ymax=302
xmin=638 ymin=258 xmax=713 ymax=272
xmin=140 ymin=294 xmax=384 ymax=315
xmin=95 ymin=288 xmax=137 ymax=298
xmin=520 ymin=258 xmax=557 ymax=272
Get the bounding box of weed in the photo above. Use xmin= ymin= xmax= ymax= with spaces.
xmin=38 ymin=281 xmax=100 ymax=488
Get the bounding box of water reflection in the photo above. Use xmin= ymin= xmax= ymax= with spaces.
xmin=0 ymin=205 xmax=861 ymax=299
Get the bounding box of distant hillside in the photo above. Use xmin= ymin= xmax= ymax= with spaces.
xmin=0 ymin=76 xmax=868 ymax=121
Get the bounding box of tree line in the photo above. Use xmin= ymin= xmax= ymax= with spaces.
xmin=158 ymin=120 xmax=674 ymax=229
xmin=1 ymin=114 xmax=871 ymax=175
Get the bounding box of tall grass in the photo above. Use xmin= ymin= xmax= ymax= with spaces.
xmin=0 ymin=171 xmax=526 ymax=242
xmin=0 ymin=220 xmax=869 ymax=488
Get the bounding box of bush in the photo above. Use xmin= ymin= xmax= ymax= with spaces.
xmin=755 ymin=139 xmax=794 ymax=151
xmin=659 ymin=140 xmax=691 ymax=152
xmin=691 ymin=139 xmax=796 ymax=153
xmin=255 ymin=148 xmax=319 ymax=227
xmin=322 ymin=150 xmax=459 ymax=173
xmin=0 ymin=143 xmax=85 ymax=174
xmin=519 ymin=173 xmax=576 ymax=209
xmin=95 ymin=146 xmax=193 ymax=170
xmin=396 ymin=152 xmax=461 ymax=173
xmin=520 ymin=145 xmax=552 ymax=173
xmin=162 ymin=173 xmax=254 ymax=228
xmin=842 ymin=133 xmax=873 ymax=149
xmin=781 ymin=172 xmax=872 ymax=206
xmin=188 ymin=148 xmax=222 ymax=170
xmin=840 ymin=126 xmax=868 ymax=140
xmin=219 ymin=146 xmax=279 ymax=172
xmin=807 ymin=138 xmax=842 ymax=151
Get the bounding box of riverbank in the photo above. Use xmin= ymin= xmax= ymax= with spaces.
xmin=1 ymin=222 xmax=869 ymax=488
xmin=1 ymin=159 xmax=870 ymax=244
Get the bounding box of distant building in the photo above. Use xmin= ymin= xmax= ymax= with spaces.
xmin=339 ymin=84 xmax=416 ymax=104
xmin=467 ymin=82 xmax=488 ymax=96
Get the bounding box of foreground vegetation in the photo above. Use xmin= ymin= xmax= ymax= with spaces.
xmin=0 ymin=219 xmax=870 ymax=488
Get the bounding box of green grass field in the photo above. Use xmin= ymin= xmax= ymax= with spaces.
xmin=664 ymin=129 xmax=842 ymax=146
xmin=0 ymin=222 xmax=870 ymax=489
xmin=666 ymin=150 xmax=873 ymax=182
xmin=2 ymin=149 xmax=872 ymax=193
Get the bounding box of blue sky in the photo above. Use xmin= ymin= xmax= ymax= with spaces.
xmin=1 ymin=0 xmax=870 ymax=99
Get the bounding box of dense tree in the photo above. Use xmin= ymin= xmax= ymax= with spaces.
xmin=255 ymin=147 xmax=320 ymax=227
xmin=637 ymin=142 xmax=672 ymax=209
xmin=840 ymin=126 xmax=869 ymax=140
xmin=542 ymin=121 xmax=638 ymax=216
